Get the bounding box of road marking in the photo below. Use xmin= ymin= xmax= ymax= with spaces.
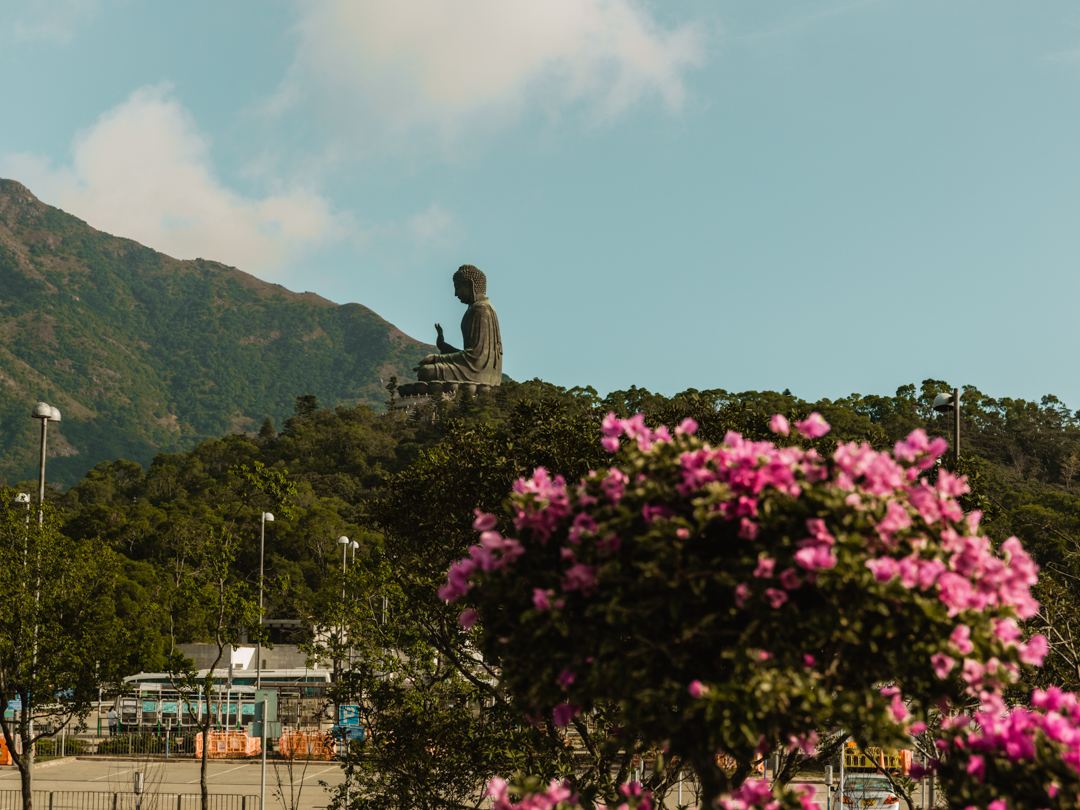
xmin=301 ymin=766 xmax=339 ymax=782
xmin=188 ymin=763 xmax=252 ymax=783
xmin=92 ymin=767 xmax=133 ymax=781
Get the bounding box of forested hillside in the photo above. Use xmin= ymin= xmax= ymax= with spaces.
xmin=0 ymin=179 xmax=431 ymax=486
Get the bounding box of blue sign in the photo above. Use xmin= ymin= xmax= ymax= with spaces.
xmin=6 ymin=700 xmax=21 ymax=712
xmin=332 ymin=725 xmax=365 ymax=742
xmin=338 ymin=705 xmax=360 ymax=726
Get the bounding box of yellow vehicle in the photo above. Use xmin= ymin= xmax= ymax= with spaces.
xmin=843 ymin=740 xmax=911 ymax=775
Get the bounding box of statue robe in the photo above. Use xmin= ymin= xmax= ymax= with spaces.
xmin=426 ymin=295 xmax=503 ymax=385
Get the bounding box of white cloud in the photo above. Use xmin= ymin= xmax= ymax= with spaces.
xmin=7 ymin=0 xmax=101 ymax=44
xmin=271 ymin=0 xmax=705 ymax=142
xmin=2 ymin=85 xmax=347 ymax=275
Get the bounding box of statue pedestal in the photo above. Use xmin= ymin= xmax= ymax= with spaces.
xmin=396 ymin=382 xmax=498 ymax=407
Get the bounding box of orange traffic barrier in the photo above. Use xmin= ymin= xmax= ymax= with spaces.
xmin=0 ymin=735 xmax=20 ymax=766
xmin=278 ymin=730 xmax=336 ymax=760
xmin=195 ymin=731 xmax=261 ymax=759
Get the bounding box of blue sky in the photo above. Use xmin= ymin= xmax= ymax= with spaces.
xmin=3 ymin=0 xmax=1079 ymax=410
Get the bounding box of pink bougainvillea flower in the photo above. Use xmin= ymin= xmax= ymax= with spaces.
xmin=458 ymin=609 xmax=478 ymax=629
xmin=557 ymin=669 xmax=576 ymax=690
xmin=754 ymin=557 xmax=776 ymax=578
xmin=794 ymin=412 xmax=830 ymax=438
xmin=1019 ymin=634 xmax=1049 ymax=666
xmin=688 ymin=680 xmax=709 ymax=698
xmin=734 ymin=582 xmax=751 ymax=608
xmin=601 ymin=412 xmax=623 ymax=437
xmin=562 ymin=562 xmax=597 ymax=592
xmin=675 ymin=417 xmax=698 ymax=436
xmin=472 ymin=510 xmax=497 ymax=532
xmin=931 ymin=652 xmax=955 ymax=679
xmin=803 ymin=654 xmax=816 ymax=668
xmin=769 ymin=414 xmax=790 ymax=436
xmin=553 ymin=703 xmax=581 ymax=727
xmin=764 ymin=588 xmax=788 ymax=608
xmin=738 ymin=518 xmax=759 ymax=540
xmin=950 ymin=624 xmax=974 ymax=655
xmin=532 ymin=588 xmax=551 ymax=610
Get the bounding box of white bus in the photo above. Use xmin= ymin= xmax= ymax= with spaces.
xmin=113 ymin=669 xmax=333 ymax=731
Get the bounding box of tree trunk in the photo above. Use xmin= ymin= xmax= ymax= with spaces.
xmin=19 ymin=753 xmax=33 ymax=810
xmin=201 ymin=715 xmax=210 ymax=810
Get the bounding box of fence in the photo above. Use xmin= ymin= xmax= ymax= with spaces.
xmin=27 ymin=733 xmax=282 ymax=760
xmin=0 ymin=793 xmax=258 ymax=810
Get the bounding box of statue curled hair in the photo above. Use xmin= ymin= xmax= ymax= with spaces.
xmin=453 ymin=264 xmax=487 ymax=297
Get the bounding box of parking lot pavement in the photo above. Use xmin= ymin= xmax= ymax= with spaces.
xmin=0 ymin=760 xmax=345 ymax=810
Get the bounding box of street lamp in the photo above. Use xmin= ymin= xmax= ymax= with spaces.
xmin=338 ymin=536 xmax=350 ymax=601
xmin=30 ymin=402 xmax=61 ymax=525
xmin=26 ymin=402 xmax=58 ymax=799
xmin=257 ymin=512 xmax=274 ymax=691
xmin=932 ymin=388 xmax=961 ymax=467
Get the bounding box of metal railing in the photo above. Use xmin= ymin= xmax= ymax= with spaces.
xmin=31 ymin=734 xmax=288 ymax=760
xmin=0 ymin=793 xmax=259 ymax=810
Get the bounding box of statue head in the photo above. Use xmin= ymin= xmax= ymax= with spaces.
xmin=453 ymin=264 xmax=486 ymax=303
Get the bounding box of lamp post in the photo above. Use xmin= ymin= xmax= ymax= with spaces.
xmin=257 ymin=512 xmax=274 ymax=691
xmin=30 ymin=402 xmax=61 ymax=525
xmin=932 ymin=388 xmax=961 ymax=467
xmin=338 ymin=536 xmax=350 ymax=601
xmin=26 ymin=402 xmax=59 ymax=799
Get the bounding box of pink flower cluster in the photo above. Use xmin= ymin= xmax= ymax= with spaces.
xmin=486 ymin=778 xmax=575 ymax=810
xmin=601 ymin=412 xmax=691 ymax=453
xmin=485 ymin=778 xmax=653 ymax=810
xmin=718 ymin=779 xmax=815 ymax=810
xmin=942 ymin=687 xmax=1080 ymax=795
xmin=438 ymin=511 xmax=525 ymax=601
xmin=513 ymin=468 xmax=572 ymax=542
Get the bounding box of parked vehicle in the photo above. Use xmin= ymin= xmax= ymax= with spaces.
xmin=841 ymin=774 xmax=899 ymax=807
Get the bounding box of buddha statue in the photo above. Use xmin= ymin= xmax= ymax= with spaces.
xmin=414 ymin=264 xmax=503 ymax=387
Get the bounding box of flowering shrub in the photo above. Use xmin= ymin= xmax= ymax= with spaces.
xmin=485 ymin=777 xmax=654 ymax=810
xmin=443 ymin=413 xmax=1048 ymax=805
xmin=933 ymin=686 xmax=1080 ymax=809
xmin=483 ymin=775 xmax=815 ymax=810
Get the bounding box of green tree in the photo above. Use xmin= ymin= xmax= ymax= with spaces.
xmin=0 ymin=497 xmax=122 ymax=810
xmin=165 ymin=528 xmax=267 ymax=810
xmin=294 ymin=395 xmax=319 ymax=419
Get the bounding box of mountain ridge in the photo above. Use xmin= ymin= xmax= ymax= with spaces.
xmin=0 ymin=178 xmax=432 ymax=486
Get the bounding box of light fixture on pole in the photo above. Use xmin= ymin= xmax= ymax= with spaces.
xmin=338 ymin=536 xmax=350 ymax=601
xmin=257 ymin=512 xmax=274 ymax=691
xmin=30 ymin=402 xmax=61 ymax=526
xmin=932 ymin=388 xmax=961 ymax=467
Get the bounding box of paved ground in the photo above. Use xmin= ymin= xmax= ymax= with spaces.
xmin=0 ymin=759 xmax=345 ymax=810
xmin=0 ymin=761 xmax=928 ymax=810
